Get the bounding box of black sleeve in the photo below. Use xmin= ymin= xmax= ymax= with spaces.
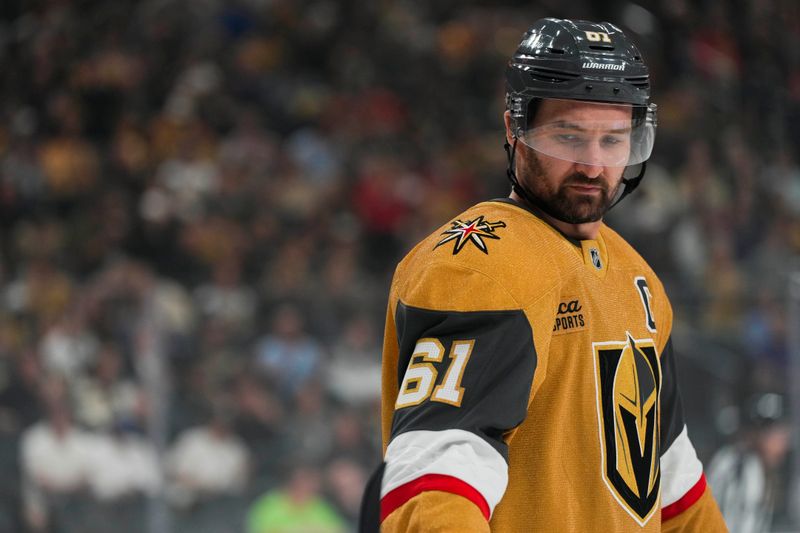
xmin=659 ymin=337 xmax=686 ymax=455
xmin=390 ymin=300 xmax=538 ymax=459
xmin=358 ymin=461 xmax=384 ymax=533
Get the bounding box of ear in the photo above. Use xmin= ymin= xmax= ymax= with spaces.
xmin=503 ymin=110 xmax=516 ymax=145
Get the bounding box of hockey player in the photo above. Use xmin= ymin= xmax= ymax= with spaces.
xmin=360 ymin=18 xmax=728 ymax=532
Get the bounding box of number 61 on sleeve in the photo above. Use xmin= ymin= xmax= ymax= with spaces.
xmin=395 ymin=337 xmax=475 ymax=409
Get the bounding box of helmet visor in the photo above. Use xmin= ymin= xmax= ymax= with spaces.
xmin=518 ymin=100 xmax=657 ymax=167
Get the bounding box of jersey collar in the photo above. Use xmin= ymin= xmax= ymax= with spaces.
xmin=490 ymin=197 xmax=609 ymax=277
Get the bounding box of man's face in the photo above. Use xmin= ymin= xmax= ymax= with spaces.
xmin=511 ymin=99 xmax=632 ymax=224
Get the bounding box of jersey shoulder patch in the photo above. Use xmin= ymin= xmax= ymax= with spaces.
xmin=433 ymin=214 xmax=507 ymax=256
xmin=398 ymin=202 xmax=567 ymax=309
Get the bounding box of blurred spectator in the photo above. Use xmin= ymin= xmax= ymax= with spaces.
xmin=232 ymin=369 xmax=286 ymax=484
xmin=702 ymin=233 xmax=746 ymax=334
xmin=604 ymin=162 xmax=682 ymax=272
xmin=670 ymin=139 xmax=730 ymax=290
xmin=69 ymin=421 xmax=160 ymax=533
xmin=326 ymin=314 xmax=381 ymax=406
xmin=84 ymin=421 xmax=160 ymax=502
xmin=0 ymin=350 xmax=44 ymax=433
xmin=259 ymin=237 xmax=317 ymax=304
xmin=742 ymin=288 xmax=788 ymax=390
xmin=38 ymin=104 xmax=100 ymax=198
xmin=20 ymin=377 xmax=92 ymax=532
xmin=73 ymin=342 xmax=142 ymax=431
xmin=180 ymin=215 xmax=251 ymax=272
xmin=708 ymin=393 xmax=791 ymax=533
xmin=328 ymin=408 xmax=374 ymax=461
xmin=763 ymin=149 xmax=800 ymax=217
xmin=285 ymin=382 xmax=334 ymax=465
xmin=285 ymin=127 xmax=341 ymax=188
xmin=254 ymin=304 xmax=323 ymax=400
xmin=153 ymin=119 xmax=219 ymax=223
xmin=0 ymin=129 xmax=47 ymax=215
xmin=324 ymin=457 xmax=367 ymax=527
xmin=4 ymin=259 xmax=73 ymax=325
xmin=86 ymin=259 xmax=196 ymax=359
xmin=744 ymin=214 xmax=798 ymax=299
xmin=217 ymin=111 xmax=279 ymax=182
xmin=38 ymin=309 xmax=98 ymax=382
xmin=166 ymin=404 xmax=250 ymax=508
xmin=193 ymin=317 xmax=248 ymax=396
xmin=351 ymin=153 xmax=412 ymax=272
xmin=309 ymin=244 xmax=378 ymax=342
xmin=246 ymin=464 xmax=345 ymax=533
xmin=194 ymin=256 xmax=257 ymax=333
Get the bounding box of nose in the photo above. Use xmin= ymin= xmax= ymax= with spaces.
xmin=573 ymin=161 xmax=604 ymax=179
xmin=573 ymin=141 xmax=605 ymax=178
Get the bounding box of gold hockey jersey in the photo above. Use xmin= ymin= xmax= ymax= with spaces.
xmin=368 ymin=199 xmax=727 ymax=532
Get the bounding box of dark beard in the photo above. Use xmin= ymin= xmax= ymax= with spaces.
xmin=544 ymin=176 xmax=612 ymax=223
xmin=518 ymin=151 xmax=619 ymax=224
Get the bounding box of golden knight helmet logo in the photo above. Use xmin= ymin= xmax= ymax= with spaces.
xmin=594 ymin=333 xmax=661 ymax=525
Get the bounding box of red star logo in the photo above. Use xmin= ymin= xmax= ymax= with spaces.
xmin=434 ymin=215 xmax=506 ymax=255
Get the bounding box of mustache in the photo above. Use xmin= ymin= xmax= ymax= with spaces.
xmin=562 ymin=174 xmax=609 ymax=191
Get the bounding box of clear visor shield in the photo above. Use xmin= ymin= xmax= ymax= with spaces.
xmin=518 ymin=100 xmax=657 ymax=167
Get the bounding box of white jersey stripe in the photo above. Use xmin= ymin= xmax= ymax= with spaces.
xmin=381 ymin=429 xmax=508 ymax=516
xmin=661 ymin=425 xmax=704 ymax=507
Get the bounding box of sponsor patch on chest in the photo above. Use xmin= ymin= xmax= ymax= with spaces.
xmin=552 ymin=298 xmax=587 ymax=335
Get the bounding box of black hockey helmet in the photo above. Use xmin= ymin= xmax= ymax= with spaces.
xmin=504 ymin=18 xmax=657 ymax=206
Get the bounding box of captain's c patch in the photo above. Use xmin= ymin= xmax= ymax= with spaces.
xmin=434 ymin=215 xmax=506 ymax=255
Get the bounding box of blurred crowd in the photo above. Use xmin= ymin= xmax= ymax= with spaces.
xmin=0 ymin=0 xmax=798 ymax=531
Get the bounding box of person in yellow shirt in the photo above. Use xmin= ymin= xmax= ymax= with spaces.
xmin=360 ymin=17 xmax=728 ymax=532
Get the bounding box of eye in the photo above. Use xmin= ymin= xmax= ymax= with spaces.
xmin=555 ymin=133 xmax=584 ymax=145
xmin=601 ymin=135 xmax=626 ymax=147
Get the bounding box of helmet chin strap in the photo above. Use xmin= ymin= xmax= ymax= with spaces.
xmin=504 ymin=137 xmax=647 ymax=217
xmin=504 ymin=137 xmax=540 ymax=209
xmin=608 ymin=161 xmax=646 ymax=209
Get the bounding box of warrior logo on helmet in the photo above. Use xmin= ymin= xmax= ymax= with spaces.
xmin=593 ymin=334 xmax=661 ymax=525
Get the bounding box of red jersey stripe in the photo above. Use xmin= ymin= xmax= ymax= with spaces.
xmin=380 ymin=473 xmax=491 ymax=522
xmin=662 ymin=473 xmax=707 ymax=521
